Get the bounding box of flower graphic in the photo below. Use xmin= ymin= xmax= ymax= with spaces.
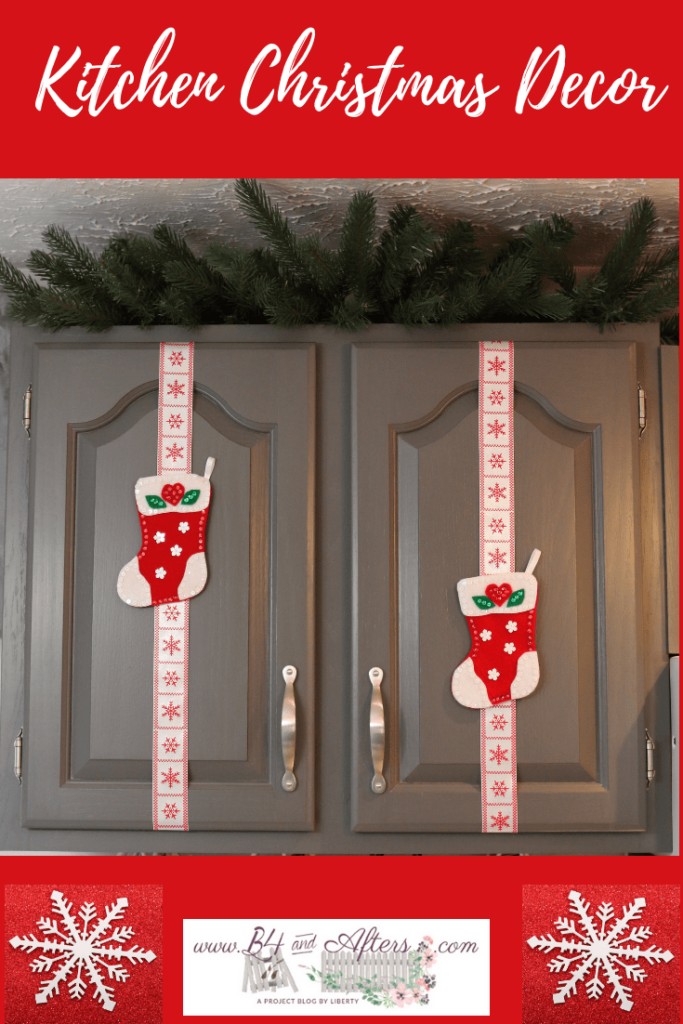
xmin=422 ymin=949 xmax=438 ymax=969
xmin=390 ymin=983 xmax=414 ymax=1006
xmin=305 ymin=933 xmax=438 ymax=1009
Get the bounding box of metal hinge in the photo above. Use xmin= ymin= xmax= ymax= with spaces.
xmin=13 ymin=728 xmax=23 ymax=783
xmin=22 ymin=384 xmax=32 ymax=438
xmin=645 ymin=728 xmax=655 ymax=787
xmin=637 ymin=382 xmax=647 ymax=439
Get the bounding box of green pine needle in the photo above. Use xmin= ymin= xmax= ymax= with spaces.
xmin=0 ymin=184 xmax=677 ymax=339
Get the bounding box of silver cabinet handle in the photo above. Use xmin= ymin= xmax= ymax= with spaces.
xmin=281 ymin=665 xmax=297 ymax=792
xmin=369 ymin=667 xmax=387 ymax=794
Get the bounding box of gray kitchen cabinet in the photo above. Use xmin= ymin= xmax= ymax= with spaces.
xmin=0 ymin=323 xmax=673 ymax=853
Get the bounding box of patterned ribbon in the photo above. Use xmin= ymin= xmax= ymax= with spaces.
xmin=153 ymin=341 xmax=194 ymax=830
xmin=479 ymin=340 xmax=517 ymax=834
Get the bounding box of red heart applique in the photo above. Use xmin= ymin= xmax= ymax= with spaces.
xmin=485 ymin=583 xmax=512 ymax=606
xmin=161 ymin=483 xmax=185 ymax=506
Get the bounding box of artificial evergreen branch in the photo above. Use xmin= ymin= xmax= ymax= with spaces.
xmin=0 ymin=181 xmax=677 ymax=339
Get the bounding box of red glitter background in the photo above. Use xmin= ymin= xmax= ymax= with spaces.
xmin=522 ymin=885 xmax=680 ymax=1024
xmin=4 ymin=884 xmax=163 ymax=1024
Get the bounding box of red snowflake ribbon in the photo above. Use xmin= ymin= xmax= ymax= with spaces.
xmin=154 ymin=342 xmax=194 ymax=830
xmin=479 ymin=341 xmax=517 ymax=834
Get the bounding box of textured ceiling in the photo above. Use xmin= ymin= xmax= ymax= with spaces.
xmin=0 ymin=178 xmax=678 ymax=272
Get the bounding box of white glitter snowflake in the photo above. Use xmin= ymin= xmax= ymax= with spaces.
xmin=9 ymin=889 xmax=156 ymax=1012
xmin=527 ymin=889 xmax=674 ymax=1012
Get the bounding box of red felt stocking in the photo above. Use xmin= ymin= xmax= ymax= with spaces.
xmin=451 ymin=550 xmax=540 ymax=708
xmin=117 ymin=458 xmax=214 ymax=607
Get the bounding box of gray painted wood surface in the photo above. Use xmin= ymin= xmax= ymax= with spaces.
xmin=352 ymin=340 xmax=645 ymax=832
xmin=13 ymin=334 xmax=316 ymax=832
xmin=0 ymin=323 xmax=672 ymax=853
xmin=660 ymin=347 xmax=679 ymax=654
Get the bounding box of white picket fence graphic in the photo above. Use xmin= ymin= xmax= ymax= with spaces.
xmin=242 ymin=951 xmax=298 ymax=993
xmin=320 ymin=949 xmax=409 ymax=992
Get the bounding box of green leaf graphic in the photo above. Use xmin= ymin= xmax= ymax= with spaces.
xmin=473 ymin=595 xmax=495 ymax=610
xmin=145 ymin=495 xmax=167 ymax=509
xmin=181 ymin=489 xmax=200 ymax=505
xmin=507 ymin=588 xmax=525 ymax=606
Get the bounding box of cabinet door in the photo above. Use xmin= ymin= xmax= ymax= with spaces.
xmin=22 ymin=339 xmax=315 ymax=831
xmin=352 ymin=339 xmax=647 ymax=833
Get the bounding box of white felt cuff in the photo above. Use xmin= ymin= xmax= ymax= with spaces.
xmin=134 ymin=473 xmax=211 ymax=515
xmin=457 ymin=571 xmax=537 ymax=616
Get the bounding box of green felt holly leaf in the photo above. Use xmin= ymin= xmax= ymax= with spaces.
xmin=146 ymin=495 xmax=167 ymax=509
xmin=181 ymin=489 xmax=200 ymax=505
xmin=507 ymin=589 xmax=525 ymax=606
xmin=473 ymin=595 xmax=495 ymax=610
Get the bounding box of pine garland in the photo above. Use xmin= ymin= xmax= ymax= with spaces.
xmin=0 ymin=181 xmax=677 ymax=341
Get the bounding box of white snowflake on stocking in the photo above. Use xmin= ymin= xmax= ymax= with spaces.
xmin=527 ymin=889 xmax=674 ymax=1012
xmin=8 ymin=889 xmax=155 ymax=1012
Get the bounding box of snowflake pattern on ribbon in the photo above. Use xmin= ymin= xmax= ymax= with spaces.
xmin=487 ymin=419 xmax=506 ymax=439
xmin=488 ymin=356 xmax=507 ymax=376
xmin=526 ymin=889 xmax=674 ymax=1012
xmin=8 ymin=889 xmax=156 ymax=1012
xmin=489 ymin=744 xmax=508 ymax=765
